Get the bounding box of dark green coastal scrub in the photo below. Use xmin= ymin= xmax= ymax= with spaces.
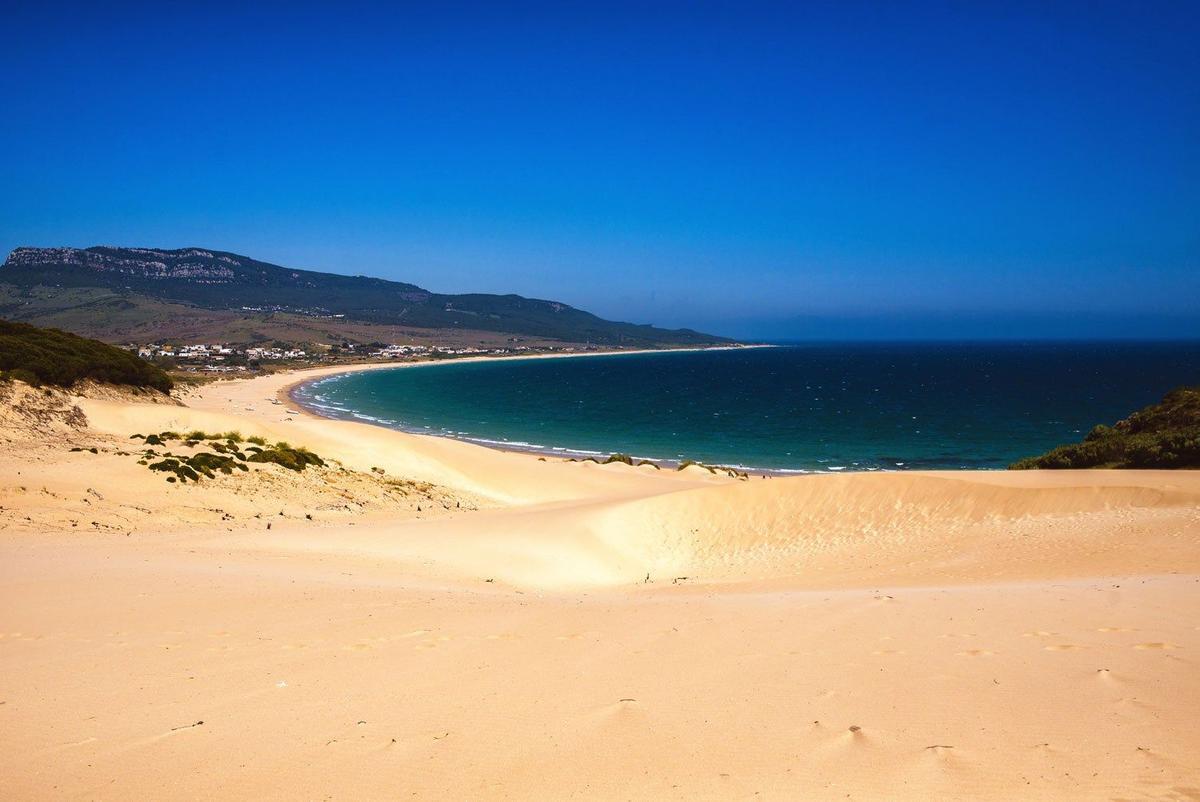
xmin=1011 ymin=387 xmax=1200 ymax=469
xmin=0 ymin=319 xmax=172 ymax=393
xmin=128 ymin=431 xmax=324 ymax=483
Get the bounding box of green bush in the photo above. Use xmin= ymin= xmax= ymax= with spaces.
xmin=247 ymin=443 xmax=325 ymax=472
xmin=186 ymin=451 xmax=249 ymax=478
xmin=0 ymin=319 xmax=172 ymax=392
xmin=1011 ymin=386 xmax=1200 ymax=469
xmin=7 ymin=367 xmax=41 ymax=386
xmin=131 ymin=432 xmax=325 ymax=479
xmin=148 ymin=457 xmax=200 ymax=483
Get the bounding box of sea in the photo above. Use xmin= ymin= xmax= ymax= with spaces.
xmin=291 ymin=342 xmax=1200 ymax=473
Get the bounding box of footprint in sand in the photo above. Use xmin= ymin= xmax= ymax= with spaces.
xmin=1044 ymin=644 xmax=1084 ymax=651
xmin=1133 ymin=642 xmax=1179 ymax=650
xmin=1096 ymin=627 xmax=1136 ymax=633
xmin=1022 ymin=631 xmax=1058 ymax=638
xmin=956 ymin=649 xmax=996 ymax=657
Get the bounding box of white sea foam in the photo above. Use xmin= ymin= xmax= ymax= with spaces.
xmin=467 ymin=437 xmax=547 ymax=451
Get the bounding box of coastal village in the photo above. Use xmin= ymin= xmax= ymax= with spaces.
xmin=127 ymin=340 xmax=584 ymax=373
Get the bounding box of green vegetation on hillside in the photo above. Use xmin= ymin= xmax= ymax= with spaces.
xmin=2 ymin=246 xmax=732 ymax=347
xmin=0 ymin=319 xmax=172 ymax=392
xmin=1010 ymin=387 xmax=1200 ymax=469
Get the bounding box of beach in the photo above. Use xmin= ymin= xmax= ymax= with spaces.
xmin=1 ymin=367 xmax=1198 ymax=799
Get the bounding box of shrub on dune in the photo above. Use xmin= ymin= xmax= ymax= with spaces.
xmin=247 ymin=443 xmax=325 ymax=472
xmin=1011 ymin=386 xmax=1200 ymax=469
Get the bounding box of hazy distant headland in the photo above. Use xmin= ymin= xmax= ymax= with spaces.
xmin=0 ymin=246 xmax=734 ymax=349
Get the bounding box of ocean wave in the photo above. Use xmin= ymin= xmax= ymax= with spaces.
xmin=465 ymin=437 xmax=546 ymax=450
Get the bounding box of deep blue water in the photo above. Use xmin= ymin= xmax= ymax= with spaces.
xmin=293 ymin=343 xmax=1200 ymax=472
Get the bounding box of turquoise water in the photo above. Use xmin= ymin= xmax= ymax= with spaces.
xmin=292 ymin=343 xmax=1200 ymax=472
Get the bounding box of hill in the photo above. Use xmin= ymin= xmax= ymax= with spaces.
xmin=1 ymin=246 xmax=730 ymax=347
xmin=0 ymin=319 xmax=172 ymax=393
xmin=1011 ymin=386 xmax=1200 ymax=469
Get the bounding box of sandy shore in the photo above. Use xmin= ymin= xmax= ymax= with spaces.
xmin=1 ymin=368 xmax=1198 ymax=799
xmin=276 ymin=343 xmax=772 ymax=400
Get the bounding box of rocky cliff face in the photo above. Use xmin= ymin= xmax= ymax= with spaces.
xmin=6 ymin=247 xmax=242 ymax=284
xmin=5 ymin=246 xmax=436 ymax=303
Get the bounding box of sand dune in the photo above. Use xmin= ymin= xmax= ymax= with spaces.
xmin=2 ymin=365 xmax=1198 ymax=799
xmin=193 ymin=469 xmax=1200 ymax=590
xmin=593 ymin=470 xmax=1200 ymax=585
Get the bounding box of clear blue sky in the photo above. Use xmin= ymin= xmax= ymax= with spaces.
xmin=2 ymin=1 xmax=1197 ymax=339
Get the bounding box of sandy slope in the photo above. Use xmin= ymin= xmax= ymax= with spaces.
xmin=1 ymin=367 xmax=1198 ymax=800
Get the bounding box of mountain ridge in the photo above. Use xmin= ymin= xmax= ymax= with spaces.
xmin=1 ymin=246 xmax=730 ymax=346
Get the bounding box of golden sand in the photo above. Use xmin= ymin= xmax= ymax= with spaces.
xmin=1 ymin=367 xmax=1197 ymax=799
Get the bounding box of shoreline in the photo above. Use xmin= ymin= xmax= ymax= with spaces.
xmin=275 ymin=344 xmax=1004 ymax=477
xmin=274 ymin=342 xmax=768 ymax=403
xmin=279 ymin=343 xmax=803 ymax=477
